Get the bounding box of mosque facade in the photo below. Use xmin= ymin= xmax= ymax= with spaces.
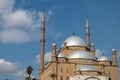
xmin=39 ymin=12 xmax=119 ymax=80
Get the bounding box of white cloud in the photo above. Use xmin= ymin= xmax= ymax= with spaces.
xmin=118 ymin=50 xmax=120 ymax=58
xmin=14 ymin=71 xmax=25 ymax=79
xmin=48 ymin=9 xmax=53 ymax=16
xmin=54 ymin=33 xmax=63 ymax=40
xmin=46 ymin=9 xmax=53 ymax=21
xmin=0 ymin=29 xmax=32 ymax=43
xmin=0 ymin=59 xmax=25 ymax=79
xmin=95 ymin=49 xmax=104 ymax=58
xmin=0 ymin=0 xmax=53 ymax=44
xmin=2 ymin=10 xmax=32 ymax=28
xmin=1 ymin=9 xmax=41 ymax=30
xmin=44 ymin=52 xmax=51 ymax=63
xmin=0 ymin=59 xmax=18 ymax=73
xmin=36 ymin=52 xmax=51 ymax=64
xmin=0 ymin=28 xmax=40 ymax=44
xmin=21 ymin=0 xmax=31 ymax=5
xmin=0 ymin=0 xmax=14 ymax=14
xmin=36 ymin=55 xmax=40 ymax=64
xmin=0 ymin=0 xmax=41 ymax=44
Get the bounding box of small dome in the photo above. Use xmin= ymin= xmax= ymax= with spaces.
xmin=62 ymin=35 xmax=86 ymax=47
xmin=68 ymin=50 xmax=95 ymax=59
xmin=112 ymin=49 xmax=116 ymax=51
xmin=52 ymin=43 xmax=56 ymax=45
xmin=57 ymin=53 xmax=66 ymax=57
xmin=77 ymin=65 xmax=97 ymax=71
xmin=98 ymin=56 xmax=109 ymax=61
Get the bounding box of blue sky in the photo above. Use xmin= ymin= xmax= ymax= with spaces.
xmin=0 ymin=0 xmax=120 ymax=80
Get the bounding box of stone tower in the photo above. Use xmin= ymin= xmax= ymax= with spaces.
xmin=51 ymin=43 xmax=57 ymax=62
xmin=86 ymin=16 xmax=90 ymax=49
xmin=112 ymin=49 xmax=118 ymax=65
xmin=91 ymin=44 xmax=95 ymax=57
xmin=40 ymin=11 xmax=45 ymax=72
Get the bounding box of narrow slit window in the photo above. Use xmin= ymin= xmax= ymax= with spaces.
xmin=67 ymin=68 xmax=69 ymax=73
xmin=61 ymin=68 xmax=62 ymax=72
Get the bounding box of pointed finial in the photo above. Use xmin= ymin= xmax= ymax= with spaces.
xmin=73 ymin=29 xmax=76 ymax=35
xmin=52 ymin=43 xmax=56 ymax=45
xmin=52 ymin=40 xmax=56 ymax=45
xmin=53 ymin=40 xmax=55 ymax=43
xmin=112 ymin=48 xmax=116 ymax=51
xmin=91 ymin=44 xmax=95 ymax=51
xmin=112 ymin=46 xmax=115 ymax=51
xmin=73 ymin=32 xmax=75 ymax=35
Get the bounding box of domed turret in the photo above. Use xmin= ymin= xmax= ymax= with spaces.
xmin=98 ymin=56 xmax=109 ymax=61
xmin=57 ymin=53 xmax=66 ymax=58
xmin=61 ymin=35 xmax=86 ymax=47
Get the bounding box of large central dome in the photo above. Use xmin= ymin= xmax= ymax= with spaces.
xmin=62 ymin=35 xmax=86 ymax=47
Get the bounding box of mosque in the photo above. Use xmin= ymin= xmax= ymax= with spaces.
xmin=39 ymin=12 xmax=119 ymax=80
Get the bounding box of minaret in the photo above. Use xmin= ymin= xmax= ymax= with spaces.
xmin=91 ymin=44 xmax=95 ymax=57
xmin=40 ymin=12 xmax=45 ymax=72
xmin=51 ymin=43 xmax=57 ymax=80
xmin=51 ymin=43 xmax=57 ymax=62
xmin=86 ymin=16 xmax=90 ymax=49
xmin=112 ymin=49 xmax=118 ymax=65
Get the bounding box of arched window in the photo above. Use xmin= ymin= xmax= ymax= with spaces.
xmin=66 ymin=68 xmax=69 ymax=73
xmin=61 ymin=68 xmax=62 ymax=72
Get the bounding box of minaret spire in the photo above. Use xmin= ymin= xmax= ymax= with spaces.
xmin=40 ymin=11 xmax=45 ymax=72
xmin=86 ymin=16 xmax=90 ymax=49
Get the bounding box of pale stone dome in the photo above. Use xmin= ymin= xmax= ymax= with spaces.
xmin=62 ymin=35 xmax=86 ymax=47
xmin=98 ymin=56 xmax=109 ymax=61
xmin=57 ymin=53 xmax=66 ymax=57
xmin=68 ymin=50 xmax=95 ymax=59
xmin=77 ymin=65 xmax=97 ymax=71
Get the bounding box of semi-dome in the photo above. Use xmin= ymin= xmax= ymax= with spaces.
xmin=98 ymin=56 xmax=109 ymax=61
xmin=77 ymin=65 xmax=97 ymax=71
xmin=68 ymin=50 xmax=95 ymax=59
xmin=57 ymin=53 xmax=66 ymax=57
xmin=62 ymin=35 xmax=86 ymax=47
